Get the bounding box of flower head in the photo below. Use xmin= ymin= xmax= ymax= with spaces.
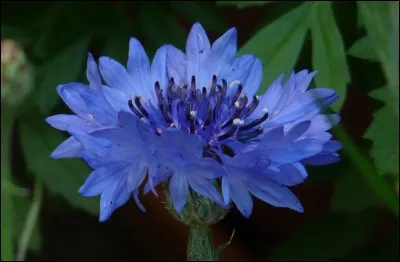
xmin=46 ymin=22 xmax=341 ymax=222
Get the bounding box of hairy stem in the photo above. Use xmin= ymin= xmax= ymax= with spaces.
xmin=187 ymin=225 xmax=215 ymax=261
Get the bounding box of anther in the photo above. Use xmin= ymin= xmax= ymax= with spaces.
xmin=204 ymin=107 xmax=213 ymax=127
xmin=237 ymin=126 xmax=264 ymax=141
xmin=239 ymin=110 xmax=269 ymax=131
xmin=210 ymin=75 xmax=217 ymax=96
xmin=134 ymin=96 xmax=149 ymax=118
xmin=245 ymin=96 xmax=259 ymax=116
xmin=218 ymin=124 xmax=239 ymax=141
xmin=232 ymin=84 xmax=243 ymax=105
xmin=229 ymin=80 xmax=241 ymax=88
xmin=128 ymin=98 xmax=144 ymax=118
xmin=190 ymin=110 xmax=197 ymax=134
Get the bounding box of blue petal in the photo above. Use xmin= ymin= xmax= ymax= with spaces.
xmin=132 ymin=189 xmax=146 ymax=212
xmin=68 ymin=128 xmax=111 ymax=159
xmin=256 ymin=73 xmax=285 ymax=117
xmin=79 ymin=161 xmax=130 ymax=197
xmin=208 ymin=27 xmax=237 ymax=78
xmin=86 ymin=53 xmax=101 ymax=89
xmin=270 ymin=88 xmax=338 ymax=125
xmin=323 ymin=140 xmax=342 ymax=152
xmin=223 ymin=55 xmax=262 ymax=97
xmin=126 ymin=158 xmax=148 ymax=192
xmin=57 ymin=83 xmax=90 ymax=118
xmin=258 ymin=162 xmax=308 ymax=186
xmin=303 ymin=154 xmax=341 ymax=166
xmin=248 ymin=181 xmax=304 ymax=212
xmin=169 ymin=174 xmax=189 ymax=214
xmin=228 ymin=177 xmax=253 ymax=218
xmin=188 ymin=176 xmax=225 ymax=207
xmin=79 ymin=89 xmax=116 ymax=126
xmin=50 ymin=136 xmax=82 ymax=159
xmin=101 ymin=85 xmax=131 ymax=113
xmin=166 ymin=45 xmax=187 ymax=84
xmin=46 ymin=114 xmax=83 ymax=131
xmin=307 ymin=114 xmax=340 ymax=134
xmin=158 ymin=129 xmax=203 ymax=157
xmin=266 ymin=139 xmax=323 ymax=164
xmin=186 ymin=22 xmax=211 ymax=88
xmin=99 ymin=56 xmax=134 ymax=97
xmin=127 ymin=38 xmax=153 ymax=102
xmin=221 ymin=176 xmax=231 ymax=205
xmin=99 ymin=173 xmax=130 ymax=222
xmin=152 ymin=45 xmax=168 ymax=91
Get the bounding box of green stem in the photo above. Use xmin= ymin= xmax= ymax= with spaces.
xmin=1 ymin=107 xmax=15 ymax=261
xmin=187 ymin=225 xmax=215 ymax=261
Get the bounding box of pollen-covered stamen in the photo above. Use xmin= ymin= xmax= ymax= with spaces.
xmin=189 ymin=110 xmax=197 ymax=133
xmin=231 ymin=84 xmax=243 ymax=106
xmin=218 ymin=118 xmax=243 ymax=141
xmin=221 ymin=94 xmax=248 ymax=129
xmin=134 ymin=96 xmax=149 ymax=118
xmin=237 ymin=126 xmax=264 ymax=141
xmin=128 ymin=98 xmax=144 ymax=118
xmin=154 ymin=81 xmax=166 ymax=106
xmin=239 ymin=108 xmax=269 ymax=131
xmin=245 ymin=95 xmax=259 ymax=117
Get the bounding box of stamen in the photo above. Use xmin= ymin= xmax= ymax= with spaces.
xmin=128 ymin=98 xmax=144 ymax=118
xmin=134 ymin=96 xmax=149 ymax=118
xmin=239 ymin=109 xmax=269 ymax=131
xmin=237 ymin=126 xmax=264 ymax=141
xmin=245 ymin=96 xmax=259 ymax=117
xmin=210 ymin=75 xmax=217 ymax=96
xmin=160 ymin=104 xmax=172 ymax=124
xmin=204 ymin=107 xmax=213 ymax=127
xmin=190 ymin=110 xmax=197 ymax=134
xmin=232 ymin=84 xmax=243 ymax=105
xmin=218 ymin=120 xmax=240 ymax=141
xmin=202 ymin=87 xmax=207 ymax=98
xmin=229 ymin=80 xmax=241 ymax=88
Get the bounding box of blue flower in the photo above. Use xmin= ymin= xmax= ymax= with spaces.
xmin=46 ymin=22 xmax=341 ymax=222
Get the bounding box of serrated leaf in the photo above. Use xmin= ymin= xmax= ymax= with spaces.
xmin=348 ymin=36 xmax=379 ymax=62
xmin=12 ymin=196 xmax=41 ymax=252
xmin=239 ymin=3 xmax=311 ymax=93
xmin=330 ymin=169 xmax=383 ymax=214
xmin=217 ymin=1 xmax=272 ymax=9
xmin=358 ymin=2 xmax=398 ymax=116
xmin=19 ymin=114 xmax=98 ymax=215
xmin=311 ymin=2 xmax=350 ymax=112
xmin=364 ymin=89 xmax=399 ymax=176
xmin=170 ymin=2 xmax=228 ymax=32
xmin=268 ymin=211 xmax=378 ymax=261
xmin=33 ymin=37 xmax=90 ymax=115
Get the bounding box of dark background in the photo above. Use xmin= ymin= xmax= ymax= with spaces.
xmin=1 ymin=1 xmax=398 ymax=261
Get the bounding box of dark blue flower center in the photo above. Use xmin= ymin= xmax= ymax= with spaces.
xmin=127 ymin=75 xmax=269 ymax=159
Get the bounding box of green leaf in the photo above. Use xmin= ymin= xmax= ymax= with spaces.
xmin=1 ymin=108 xmax=16 ymax=261
xmin=358 ymin=2 xmax=398 ymax=116
xmin=330 ymin=169 xmax=383 ymax=214
xmin=217 ymin=1 xmax=272 ymax=9
xmin=169 ymin=2 xmax=228 ymax=32
xmin=268 ymin=211 xmax=378 ymax=261
xmin=1 ymin=25 xmax=31 ymax=47
xmin=348 ymin=36 xmax=379 ymax=62
xmin=311 ymin=2 xmax=350 ymax=112
xmin=12 ymin=195 xmax=42 ymax=252
xmin=239 ymin=3 xmax=311 ymax=93
xmin=364 ymin=88 xmax=399 ymax=176
xmin=33 ymin=37 xmax=90 ymax=115
xmin=19 ymin=113 xmax=98 ymax=215
xmin=102 ymin=35 xmax=130 ymax=65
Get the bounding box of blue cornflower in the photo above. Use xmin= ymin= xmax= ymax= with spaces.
xmin=46 ymin=22 xmax=341 ymax=222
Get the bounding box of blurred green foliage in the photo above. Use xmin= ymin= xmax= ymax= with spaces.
xmin=1 ymin=1 xmax=398 ymax=261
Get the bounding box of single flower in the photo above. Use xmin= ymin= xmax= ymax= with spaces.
xmin=46 ymin=22 xmax=342 ymax=222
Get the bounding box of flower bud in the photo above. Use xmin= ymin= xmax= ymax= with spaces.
xmin=165 ymin=188 xmax=229 ymax=227
xmin=1 ymin=39 xmax=34 ymax=107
